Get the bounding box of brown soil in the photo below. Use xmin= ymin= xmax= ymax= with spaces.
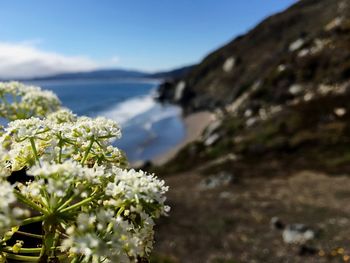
xmin=152 ymin=170 xmax=350 ymax=263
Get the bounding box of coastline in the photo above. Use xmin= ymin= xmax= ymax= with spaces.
xmin=152 ymin=111 xmax=215 ymax=166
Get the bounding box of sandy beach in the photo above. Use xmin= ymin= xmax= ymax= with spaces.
xmin=152 ymin=111 xmax=215 ymax=166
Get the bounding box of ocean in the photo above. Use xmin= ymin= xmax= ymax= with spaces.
xmin=26 ymin=79 xmax=186 ymax=162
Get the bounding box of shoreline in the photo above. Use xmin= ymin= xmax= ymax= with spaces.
xmin=152 ymin=111 xmax=215 ymax=166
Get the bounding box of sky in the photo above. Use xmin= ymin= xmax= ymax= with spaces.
xmin=0 ymin=0 xmax=296 ymax=78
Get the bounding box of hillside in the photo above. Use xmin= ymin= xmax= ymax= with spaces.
xmin=26 ymin=69 xmax=148 ymax=81
xmin=157 ymin=0 xmax=350 ymax=174
xmin=152 ymin=0 xmax=350 ymax=262
xmin=22 ymin=66 xmax=195 ymax=82
xmin=158 ymin=0 xmax=350 ymax=112
xmin=147 ymin=65 xmax=194 ymax=80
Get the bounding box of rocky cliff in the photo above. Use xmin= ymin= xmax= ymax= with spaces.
xmin=158 ymin=0 xmax=350 ymax=113
xmin=156 ymin=0 xmax=350 ymax=175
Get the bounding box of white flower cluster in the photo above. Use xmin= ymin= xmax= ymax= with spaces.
xmin=0 ymin=181 xmax=30 ymax=238
xmin=105 ymin=168 xmax=169 ymax=216
xmin=15 ymin=161 xmax=167 ymax=262
xmin=1 ymin=114 xmax=125 ymax=172
xmin=0 ymin=82 xmax=168 ymax=262
xmin=0 ymin=81 xmax=61 ymax=121
xmin=61 ymin=209 xmax=155 ymax=262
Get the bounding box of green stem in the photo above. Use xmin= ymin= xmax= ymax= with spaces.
xmin=59 ymin=145 xmax=63 ymax=164
xmin=81 ymin=138 xmax=94 ymax=165
xmin=29 ymin=137 xmax=41 ymax=166
xmin=51 ymin=231 xmax=61 ymax=258
xmin=3 ymin=247 xmax=41 ymax=254
xmin=21 ymin=215 xmax=46 ymax=226
xmin=3 ymin=246 xmax=63 ymax=254
xmin=16 ymin=230 xmax=43 ymax=239
xmin=14 ymin=190 xmax=47 ymax=215
xmin=59 ymin=193 xmax=100 ymax=213
xmin=57 ymin=194 xmax=76 ymax=211
xmin=3 ymin=253 xmax=40 ymax=262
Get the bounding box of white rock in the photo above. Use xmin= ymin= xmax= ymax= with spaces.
xmin=282 ymin=224 xmax=315 ymax=244
xmin=259 ymin=108 xmax=268 ymax=120
xmin=277 ymin=64 xmax=286 ymax=72
xmin=246 ymin=117 xmax=257 ymax=127
xmin=313 ymin=39 xmax=328 ymax=52
xmin=174 ymin=81 xmax=186 ymax=101
xmin=289 ymin=84 xmax=303 ymax=95
xmin=318 ymin=84 xmax=334 ymax=95
xmin=270 ymin=105 xmax=282 ymax=115
xmin=223 ymin=56 xmax=236 ymax=72
xmin=298 ymin=49 xmax=310 ymax=57
xmin=199 ymin=172 xmax=234 ymax=190
xmin=304 ymin=92 xmax=314 ymax=102
xmin=203 ymin=120 xmax=222 ymax=139
xmin=289 ymin=38 xmax=304 ymax=52
xmin=334 ymin=108 xmax=346 ymax=117
xmin=325 ymin=17 xmax=344 ymax=31
xmin=244 ymin=109 xmax=253 ymax=118
xmin=204 ymin=133 xmax=220 ymax=146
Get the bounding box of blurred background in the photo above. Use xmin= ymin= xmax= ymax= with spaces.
xmin=2 ymin=0 xmax=350 ymax=262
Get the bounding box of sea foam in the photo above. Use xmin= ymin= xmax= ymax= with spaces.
xmin=100 ymin=90 xmax=182 ymax=129
xmin=100 ymin=94 xmax=157 ymax=125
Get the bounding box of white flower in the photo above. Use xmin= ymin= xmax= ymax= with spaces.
xmin=5 ymin=117 xmax=49 ymax=142
xmin=47 ymin=108 xmax=77 ymax=124
xmin=62 ymin=209 xmax=147 ymax=262
xmin=1 ymin=115 xmax=125 ymax=171
xmin=105 ymin=168 xmax=168 ymax=216
xmin=71 ymin=116 xmax=121 ymax=141
xmin=0 ymin=181 xmax=30 ymax=237
xmin=0 ymin=82 xmax=61 ymax=120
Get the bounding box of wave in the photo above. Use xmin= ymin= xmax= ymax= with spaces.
xmin=100 ymin=93 xmax=157 ymax=125
xmin=100 ymin=91 xmax=182 ymax=132
xmin=141 ymin=105 xmax=182 ymax=131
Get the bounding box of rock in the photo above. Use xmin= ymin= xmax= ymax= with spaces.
xmin=203 ymin=120 xmax=222 ymax=140
xmin=222 ymin=56 xmax=236 ymax=72
xmin=334 ymin=107 xmax=346 ymax=117
xmin=289 ymin=38 xmax=304 ymax=52
xmin=174 ymin=81 xmax=186 ymax=101
xmin=259 ymin=108 xmax=268 ymax=120
xmin=204 ymin=133 xmax=220 ymax=146
xmin=303 ymin=92 xmax=314 ymax=102
xmin=298 ymin=48 xmax=310 ymax=57
xmin=289 ymin=84 xmax=303 ymax=95
xmin=318 ymin=84 xmax=334 ymax=95
xmin=277 ymin=64 xmax=286 ymax=72
xmin=246 ymin=117 xmax=257 ymax=127
xmin=199 ymin=172 xmax=234 ymax=190
xmin=282 ymin=224 xmax=315 ymax=244
xmin=325 ymin=17 xmax=344 ymax=31
xmin=298 ymin=39 xmax=329 ymax=57
xmin=244 ymin=109 xmax=253 ymax=118
xmin=156 ymin=81 xmax=176 ymax=102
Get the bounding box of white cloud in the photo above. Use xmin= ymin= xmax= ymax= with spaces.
xmin=0 ymin=41 xmax=103 ymax=79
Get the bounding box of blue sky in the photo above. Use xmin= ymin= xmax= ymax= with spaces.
xmin=0 ymin=0 xmax=296 ymax=77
